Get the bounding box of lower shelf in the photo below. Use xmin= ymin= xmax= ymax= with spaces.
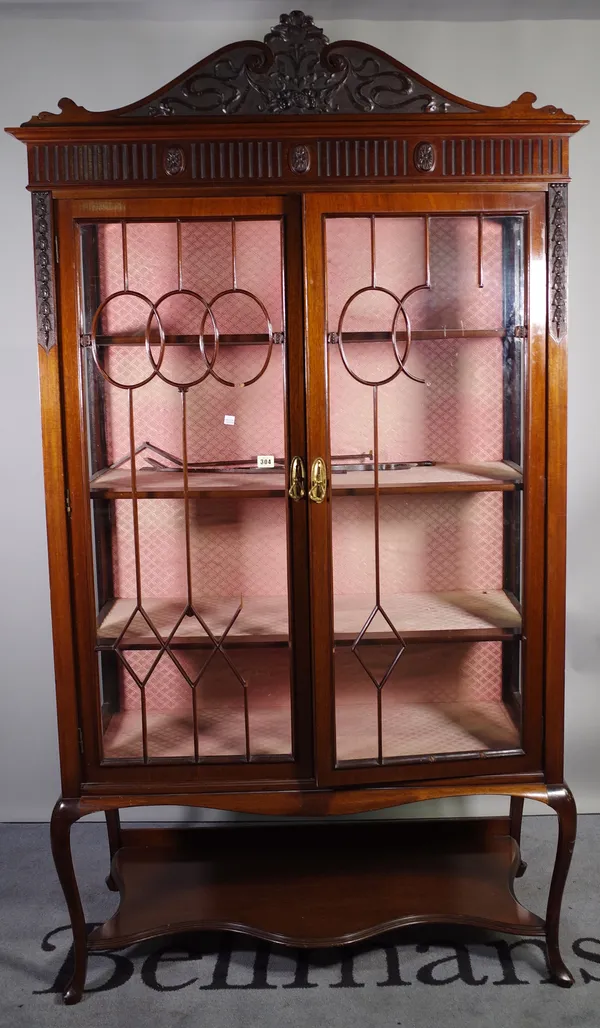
xmin=88 ymin=818 xmax=544 ymax=951
xmin=102 ymin=698 xmax=519 ymax=761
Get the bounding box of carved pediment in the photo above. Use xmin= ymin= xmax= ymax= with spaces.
xmin=124 ymin=10 xmax=471 ymax=118
xmin=22 ymin=10 xmax=576 ymax=125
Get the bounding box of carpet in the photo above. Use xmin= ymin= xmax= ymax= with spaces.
xmin=1 ymin=815 xmax=599 ymax=1027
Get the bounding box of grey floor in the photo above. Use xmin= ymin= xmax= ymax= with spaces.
xmin=0 ymin=815 xmax=599 ymax=1027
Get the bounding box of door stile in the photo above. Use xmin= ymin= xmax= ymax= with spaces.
xmin=280 ymin=195 xmax=314 ymax=777
xmin=303 ymin=195 xmax=337 ymax=785
xmin=37 ymin=196 xmax=83 ymax=797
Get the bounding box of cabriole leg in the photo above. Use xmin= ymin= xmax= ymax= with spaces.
xmin=509 ymin=795 xmax=527 ymax=876
xmin=50 ymin=798 xmax=88 ymax=1004
xmin=105 ymin=809 xmax=121 ymax=892
xmin=545 ymin=784 xmax=577 ymax=987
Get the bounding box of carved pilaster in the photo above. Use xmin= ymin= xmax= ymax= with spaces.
xmin=549 ymin=183 xmax=568 ymax=341
xmin=32 ymin=191 xmax=57 ymax=353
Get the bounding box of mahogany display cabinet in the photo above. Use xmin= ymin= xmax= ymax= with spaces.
xmin=6 ymin=10 xmax=587 ymax=1004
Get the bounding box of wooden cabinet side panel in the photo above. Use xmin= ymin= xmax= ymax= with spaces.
xmin=544 ymin=183 xmax=569 ymax=782
xmin=34 ymin=194 xmax=81 ymax=794
xmin=520 ymin=193 xmax=547 ymax=765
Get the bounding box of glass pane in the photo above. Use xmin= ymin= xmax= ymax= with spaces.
xmin=325 ymin=213 xmax=524 ymax=766
xmin=80 ymin=217 xmax=292 ymax=764
xmin=335 ymin=642 xmax=520 ymax=762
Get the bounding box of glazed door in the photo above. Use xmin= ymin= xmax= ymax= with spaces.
xmin=59 ymin=196 xmax=313 ymax=786
xmin=304 ymin=191 xmax=546 ymax=786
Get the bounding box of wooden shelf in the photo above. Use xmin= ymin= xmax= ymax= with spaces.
xmin=87 ymin=818 xmax=542 ymax=952
xmin=334 ymin=591 xmax=521 ymax=642
xmin=91 ymin=468 xmax=287 ymax=499
xmin=335 ymin=698 xmax=519 ymax=762
xmin=96 ymin=590 xmax=521 ymax=650
xmin=103 ymin=690 xmax=293 ymax=760
xmin=331 ymin=461 xmax=521 ymax=495
xmin=102 ymin=697 xmax=519 ymax=762
xmin=97 ymin=596 xmax=289 ymax=649
xmin=90 ymin=461 xmax=522 ymax=499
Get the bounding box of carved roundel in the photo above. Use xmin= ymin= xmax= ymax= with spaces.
xmin=163 ymin=145 xmax=185 ymax=176
xmin=289 ymin=144 xmax=311 ymax=174
xmin=414 ymin=142 xmax=436 ymax=173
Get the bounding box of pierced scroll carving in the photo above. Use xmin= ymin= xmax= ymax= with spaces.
xmin=289 ymin=143 xmax=311 ymax=172
xmin=124 ymin=10 xmax=472 ymax=118
xmin=549 ymin=183 xmax=568 ymax=341
xmin=414 ymin=141 xmax=435 ymax=172
xmin=32 ymin=191 xmax=57 ymax=353
xmin=19 ymin=16 xmax=582 ymax=127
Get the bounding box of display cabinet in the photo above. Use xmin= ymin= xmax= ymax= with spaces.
xmin=6 ymin=11 xmax=587 ymax=1003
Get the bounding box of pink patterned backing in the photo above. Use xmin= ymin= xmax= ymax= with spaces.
xmin=325 ymin=216 xmax=504 ymax=330
xmin=98 ymin=218 xmax=286 ymax=468
xmin=329 ymin=338 xmax=503 ymax=464
xmin=112 ymin=496 xmax=289 ymax=714
xmin=105 ymin=648 xmax=293 ymax=758
xmin=96 ymin=219 xmax=283 ymax=336
xmin=103 ymin=643 xmax=516 ymax=761
xmin=334 ymin=643 xmax=517 ymax=761
xmin=326 ymin=215 xmax=505 ymax=463
xmin=331 ymin=492 xmax=504 ymax=712
xmin=112 ymin=498 xmax=288 ymax=599
xmin=333 ymin=492 xmax=503 ymax=596
xmin=111 ymin=493 xmax=501 ymax=602
xmin=102 ymin=347 xmax=286 ymax=467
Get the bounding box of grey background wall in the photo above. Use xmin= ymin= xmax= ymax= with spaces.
xmin=1 ymin=2 xmax=598 ymax=821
